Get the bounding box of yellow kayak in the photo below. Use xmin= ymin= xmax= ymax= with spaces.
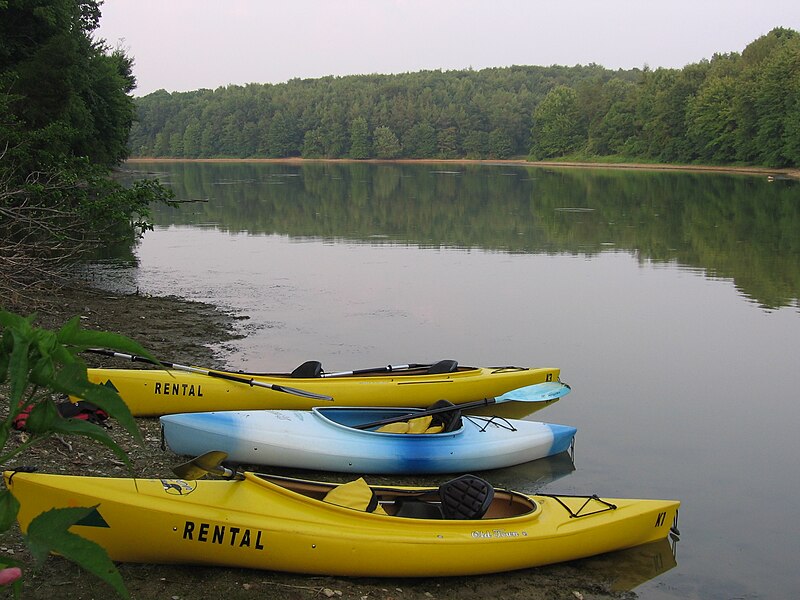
xmin=84 ymin=359 xmax=562 ymax=417
xmin=4 ymin=468 xmax=679 ymax=577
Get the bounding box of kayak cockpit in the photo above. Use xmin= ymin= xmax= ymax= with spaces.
xmin=294 ymin=359 xmax=462 ymax=378
xmin=249 ymin=472 xmax=537 ymax=520
xmin=238 ymin=359 xmax=472 ymax=379
xmin=315 ymin=400 xmax=464 ymax=435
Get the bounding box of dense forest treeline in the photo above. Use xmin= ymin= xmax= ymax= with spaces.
xmin=130 ymin=27 xmax=800 ymax=168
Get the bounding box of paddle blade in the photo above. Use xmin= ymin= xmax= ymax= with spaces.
xmin=269 ymin=383 xmax=333 ymax=401
xmin=172 ymin=451 xmax=236 ymax=479
xmin=496 ymin=381 xmax=571 ymax=403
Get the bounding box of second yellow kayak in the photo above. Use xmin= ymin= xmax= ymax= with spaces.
xmin=84 ymin=360 xmax=562 ymax=417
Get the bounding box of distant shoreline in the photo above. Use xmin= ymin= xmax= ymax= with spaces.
xmin=125 ymin=157 xmax=800 ymax=179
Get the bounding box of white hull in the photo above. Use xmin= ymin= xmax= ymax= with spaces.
xmin=161 ymin=407 xmax=576 ymax=474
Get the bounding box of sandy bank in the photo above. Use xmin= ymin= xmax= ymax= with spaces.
xmin=125 ymin=156 xmax=800 ymax=179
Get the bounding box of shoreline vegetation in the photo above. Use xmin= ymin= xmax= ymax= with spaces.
xmin=125 ymin=156 xmax=800 ymax=179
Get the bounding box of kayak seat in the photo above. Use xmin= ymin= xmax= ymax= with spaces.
xmin=427 ymin=399 xmax=463 ymax=433
xmin=438 ymin=474 xmax=494 ymax=520
xmin=323 ymin=478 xmax=387 ymax=515
xmin=394 ymin=498 xmax=443 ymax=519
xmin=426 ymin=360 xmax=458 ymax=374
xmin=291 ymin=360 xmax=323 ymax=378
xmin=375 ymin=415 xmax=445 ymax=435
xmin=376 ymin=421 xmax=410 ymax=434
xmin=407 ymin=415 xmax=433 ymax=433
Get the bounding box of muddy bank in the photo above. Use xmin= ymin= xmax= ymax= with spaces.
xmin=2 ymin=286 xmax=653 ymax=600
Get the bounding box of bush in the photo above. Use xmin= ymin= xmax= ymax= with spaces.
xmin=0 ymin=309 xmax=155 ymax=598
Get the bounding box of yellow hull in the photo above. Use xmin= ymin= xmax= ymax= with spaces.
xmin=84 ymin=365 xmax=561 ymax=417
xmin=4 ymin=470 xmax=679 ymax=577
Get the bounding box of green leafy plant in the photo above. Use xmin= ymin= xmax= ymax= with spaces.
xmin=0 ymin=309 xmax=157 ymax=599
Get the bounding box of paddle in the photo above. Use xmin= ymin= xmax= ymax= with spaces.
xmin=353 ymin=381 xmax=571 ymax=430
xmin=173 ymin=450 xmax=241 ymax=480
xmin=85 ymin=349 xmax=333 ymax=401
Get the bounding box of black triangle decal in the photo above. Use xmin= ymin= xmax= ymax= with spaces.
xmin=75 ymin=507 xmax=110 ymax=528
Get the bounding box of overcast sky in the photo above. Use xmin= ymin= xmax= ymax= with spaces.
xmin=96 ymin=0 xmax=800 ymax=97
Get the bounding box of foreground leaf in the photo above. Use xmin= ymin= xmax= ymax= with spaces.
xmin=49 ymin=417 xmax=131 ymax=466
xmin=24 ymin=400 xmax=131 ymax=466
xmin=6 ymin=330 xmax=31 ymax=407
xmin=25 ymin=507 xmax=129 ymax=599
xmin=0 ymin=490 xmax=20 ymax=533
xmin=19 ymin=399 xmax=61 ymax=436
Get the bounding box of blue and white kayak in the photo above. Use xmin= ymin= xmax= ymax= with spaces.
xmin=160 ymin=406 xmax=577 ymax=474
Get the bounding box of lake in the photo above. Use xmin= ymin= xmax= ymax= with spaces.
xmin=98 ymin=160 xmax=799 ymax=599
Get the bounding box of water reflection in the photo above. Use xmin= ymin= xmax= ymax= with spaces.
xmin=125 ymin=161 xmax=799 ymax=310
xmin=477 ymin=449 xmax=576 ymax=493
xmin=578 ymin=537 xmax=678 ymax=593
xmin=240 ymin=449 xmax=576 ymax=492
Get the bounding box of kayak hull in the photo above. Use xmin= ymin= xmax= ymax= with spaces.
xmin=160 ymin=407 xmax=578 ymax=474
xmin=4 ymin=470 xmax=679 ymax=577
xmin=85 ymin=365 xmax=561 ymax=417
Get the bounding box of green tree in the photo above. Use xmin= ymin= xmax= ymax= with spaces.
xmin=349 ymin=116 xmax=371 ymax=159
xmin=153 ymin=131 xmax=169 ymax=156
xmin=488 ymin=128 xmax=514 ymax=158
xmin=437 ymin=127 xmax=459 ymax=159
xmin=403 ymin=122 xmax=437 ymax=158
xmin=632 ymin=64 xmax=707 ymax=162
xmin=169 ymin=132 xmax=184 ymax=157
xmin=783 ymin=60 xmax=800 ymax=165
xmin=372 ymin=126 xmax=402 ymax=159
xmin=322 ymin=121 xmax=349 ymax=157
xmin=182 ymin=120 xmax=202 ymax=157
xmin=686 ymin=75 xmax=738 ymax=162
xmin=463 ymin=130 xmax=489 ymax=158
xmin=530 ymin=85 xmax=585 ymax=159
xmin=302 ymin=127 xmax=326 ymax=158
xmin=0 ymin=0 xmax=136 ymax=169
xmin=751 ymin=34 xmax=800 ymax=166
xmin=590 ymin=78 xmax=637 ymax=155
xmin=266 ymin=111 xmax=301 ymax=157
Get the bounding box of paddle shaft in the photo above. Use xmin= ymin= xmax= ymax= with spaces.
xmin=353 ymin=397 xmax=497 ymax=430
xmin=85 ymin=349 xmax=333 ymax=401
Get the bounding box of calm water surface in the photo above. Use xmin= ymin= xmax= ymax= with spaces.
xmin=97 ymin=161 xmax=799 ymax=599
